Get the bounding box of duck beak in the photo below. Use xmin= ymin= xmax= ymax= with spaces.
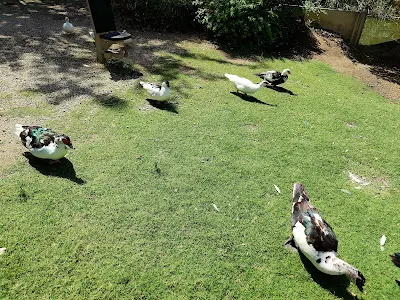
xmin=292 ymin=182 xmax=305 ymax=202
xmin=68 ymin=144 xmax=75 ymax=149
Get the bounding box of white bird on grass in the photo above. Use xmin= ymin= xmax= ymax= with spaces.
xmin=139 ymin=81 xmax=171 ymax=101
xmin=224 ymin=73 xmax=268 ymax=95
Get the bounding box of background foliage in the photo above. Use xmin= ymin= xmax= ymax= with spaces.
xmin=304 ymin=0 xmax=400 ymax=19
xmin=111 ymin=0 xmax=399 ymax=52
xmin=112 ymin=0 xmax=307 ymax=51
xmin=193 ymin=0 xmax=304 ymax=50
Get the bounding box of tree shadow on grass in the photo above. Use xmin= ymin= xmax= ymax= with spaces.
xmin=94 ymin=95 xmax=129 ymax=109
xmin=265 ymin=85 xmax=296 ymax=96
xmin=146 ymin=99 xmax=179 ymax=114
xmin=230 ymin=92 xmax=277 ymax=106
xmin=104 ymin=59 xmax=143 ymax=81
xmin=345 ymin=39 xmax=400 ymax=85
xmin=298 ymin=251 xmax=357 ymax=300
xmin=316 ymin=29 xmax=400 ymax=86
xmin=23 ymin=152 xmax=85 ymax=184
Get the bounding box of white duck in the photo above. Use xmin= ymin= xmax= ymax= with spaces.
xmin=224 ymin=73 xmax=268 ymax=95
xmin=15 ymin=124 xmax=74 ymax=162
xmin=254 ymin=69 xmax=291 ymax=86
xmin=139 ymin=81 xmax=171 ymax=101
xmin=286 ymin=182 xmax=366 ymax=292
xmin=62 ymin=17 xmax=74 ymax=33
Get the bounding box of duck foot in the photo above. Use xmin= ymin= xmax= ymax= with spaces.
xmin=284 ymin=237 xmax=298 ymax=252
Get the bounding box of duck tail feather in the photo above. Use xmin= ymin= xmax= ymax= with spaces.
xmin=390 ymin=253 xmax=400 ymax=268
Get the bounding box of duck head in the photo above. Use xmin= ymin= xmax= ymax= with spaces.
xmin=162 ymin=81 xmax=170 ymax=88
xmin=349 ymin=269 xmax=366 ymax=292
xmin=282 ymin=69 xmax=291 ymax=76
xmin=57 ymin=135 xmax=74 ymax=149
xmin=64 ymin=17 xmax=70 ymax=23
xmin=292 ymin=182 xmax=307 ymax=202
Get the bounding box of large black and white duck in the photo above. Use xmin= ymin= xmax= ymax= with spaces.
xmin=390 ymin=253 xmax=400 ymax=268
xmin=287 ymin=182 xmax=366 ymax=292
xmin=254 ymin=69 xmax=291 ymax=86
xmin=224 ymin=73 xmax=268 ymax=95
xmin=389 ymin=253 xmax=400 ymax=286
xmin=139 ymin=80 xmax=171 ymax=101
xmin=15 ymin=124 xmax=74 ymax=162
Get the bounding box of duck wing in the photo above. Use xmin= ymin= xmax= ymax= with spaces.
xmin=270 ymin=71 xmax=282 ymax=80
xmin=292 ymin=191 xmax=338 ymax=253
xmin=255 ymin=71 xmax=281 ymax=81
xmin=140 ymin=81 xmax=162 ymax=91
xmin=390 ymin=253 xmax=400 ymax=268
xmin=19 ymin=126 xmax=57 ymax=148
xmin=225 ymin=74 xmax=253 ymax=86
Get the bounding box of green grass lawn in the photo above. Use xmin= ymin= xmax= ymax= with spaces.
xmin=1 ymin=41 xmax=399 ymax=299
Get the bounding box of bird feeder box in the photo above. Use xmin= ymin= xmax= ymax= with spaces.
xmin=86 ymin=0 xmax=132 ymax=63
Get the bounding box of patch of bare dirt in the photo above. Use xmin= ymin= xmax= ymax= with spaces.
xmin=312 ymin=29 xmax=400 ymax=101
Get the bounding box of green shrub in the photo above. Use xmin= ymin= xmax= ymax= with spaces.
xmin=111 ymin=0 xmax=311 ymax=53
xmin=193 ymin=0 xmax=304 ymax=50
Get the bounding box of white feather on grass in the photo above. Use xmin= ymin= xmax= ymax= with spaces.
xmin=340 ymin=189 xmax=352 ymax=195
xmin=348 ymin=171 xmax=370 ymax=186
xmin=0 ymin=248 xmax=6 ymax=255
xmin=212 ymin=204 xmax=220 ymax=212
xmin=380 ymin=235 xmax=386 ymax=246
xmin=274 ymin=184 xmax=281 ymax=194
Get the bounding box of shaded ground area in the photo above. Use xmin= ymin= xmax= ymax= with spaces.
xmin=313 ymin=29 xmax=400 ymax=101
xmin=347 ymin=39 xmax=400 ymax=85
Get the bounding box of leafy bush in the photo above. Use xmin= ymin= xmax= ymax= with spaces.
xmin=193 ymin=0 xmax=304 ymax=50
xmin=111 ymin=0 xmax=313 ymax=53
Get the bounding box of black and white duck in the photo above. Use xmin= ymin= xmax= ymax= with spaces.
xmin=254 ymin=69 xmax=291 ymax=86
xmin=15 ymin=124 xmax=74 ymax=162
xmin=390 ymin=253 xmax=400 ymax=286
xmin=286 ymin=182 xmax=366 ymax=292
xmin=139 ymin=80 xmax=171 ymax=101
